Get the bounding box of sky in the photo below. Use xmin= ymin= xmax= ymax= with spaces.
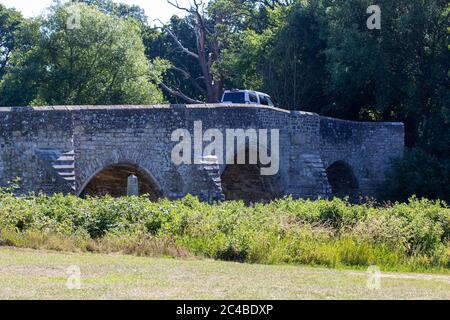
xmin=0 ymin=0 xmax=194 ymax=22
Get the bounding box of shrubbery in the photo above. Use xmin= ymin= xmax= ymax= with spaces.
xmin=381 ymin=148 xmax=450 ymax=203
xmin=0 ymin=189 xmax=449 ymax=272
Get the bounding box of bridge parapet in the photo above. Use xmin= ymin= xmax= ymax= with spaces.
xmin=0 ymin=104 xmax=404 ymax=200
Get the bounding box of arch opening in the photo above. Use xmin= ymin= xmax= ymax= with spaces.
xmin=326 ymin=161 xmax=359 ymax=200
xmin=80 ymin=163 xmax=161 ymax=200
xmin=221 ymin=149 xmax=281 ymax=204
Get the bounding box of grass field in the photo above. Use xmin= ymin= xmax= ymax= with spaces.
xmin=0 ymin=247 xmax=449 ymax=300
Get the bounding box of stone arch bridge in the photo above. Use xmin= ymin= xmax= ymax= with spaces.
xmin=0 ymin=105 xmax=404 ymax=202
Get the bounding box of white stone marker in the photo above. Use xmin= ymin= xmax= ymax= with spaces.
xmin=127 ymin=175 xmax=139 ymax=197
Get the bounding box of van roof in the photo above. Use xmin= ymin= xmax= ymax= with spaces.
xmin=223 ymin=89 xmax=271 ymax=97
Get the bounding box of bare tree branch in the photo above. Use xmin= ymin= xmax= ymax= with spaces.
xmin=162 ymin=0 xmax=223 ymax=103
xmin=166 ymin=0 xmax=192 ymax=13
xmin=160 ymin=82 xmax=203 ymax=104
xmin=156 ymin=19 xmax=200 ymax=59
xmin=171 ymin=66 xmax=207 ymax=95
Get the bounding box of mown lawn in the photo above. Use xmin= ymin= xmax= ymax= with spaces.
xmin=0 ymin=247 xmax=449 ymax=300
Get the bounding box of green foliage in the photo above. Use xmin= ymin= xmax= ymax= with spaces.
xmin=381 ymin=148 xmax=450 ymax=202
xmin=0 ymin=3 xmax=165 ymax=106
xmin=78 ymin=0 xmax=149 ymax=25
xmin=0 ymin=4 xmax=23 ymax=80
xmin=0 ymin=192 xmax=448 ymax=272
xmin=251 ymin=2 xmax=330 ymax=110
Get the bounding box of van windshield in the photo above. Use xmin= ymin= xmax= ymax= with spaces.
xmin=223 ymin=92 xmax=246 ymax=103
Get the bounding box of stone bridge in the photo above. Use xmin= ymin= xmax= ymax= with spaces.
xmin=0 ymin=105 xmax=404 ymax=202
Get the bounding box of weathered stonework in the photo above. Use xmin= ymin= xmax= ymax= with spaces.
xmin=0 ymin=104 xmax=404 ymax=202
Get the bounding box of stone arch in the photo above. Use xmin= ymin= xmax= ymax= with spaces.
xmin=221 ymin=146 xmax=283 ymax=204
xmin=325 ymin=161 xmax=359 ymax=200
xmin=78 ymin=162 xmax=162 ymax=200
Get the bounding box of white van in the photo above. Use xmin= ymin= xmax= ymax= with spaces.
xmin=221 ymin=90 xmax=276 ymax=107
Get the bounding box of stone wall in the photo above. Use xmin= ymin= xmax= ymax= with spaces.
xmin=0 ymin=107 xmax=75 ymax=194
xmin=0 ymin=105 xmax=405 ymax=201
xmin=319 ymin=117 xmax=405 ymax=197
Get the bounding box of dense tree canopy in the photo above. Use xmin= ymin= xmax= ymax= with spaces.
xmin=0 ymin=0 xmax=448 ymax=201
xmin=0 ymin=4 xmax=23 ymax=79
xmin=0 ymin=3 xmax=165 ymax=106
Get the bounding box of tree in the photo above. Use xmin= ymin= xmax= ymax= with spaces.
xmin=249 ymin=1 xmax=330 ymax=111
xmin=255 ymin=0 xmax=294 ymax=10
xmin=155 ymin=14 xmax=207 ymax=103
xmin=322 ymin=0 xmax=449 ymax=201
xmin=157 ymin=0 xmax=255 ymax=103
xmin=0 ymin=3 xmax=165 ymax=106
xmin=323 ymin=0 xmax=449 ymax=142
xmin=157 ymin=0 xmax=221 ymax=103
xmin=78 ymin=0 xmax=148 ymax=25
xmin=0 ymin=4 xmax=23 ymax=80
xmin=223 ymin=0 xmax=449 ymax=200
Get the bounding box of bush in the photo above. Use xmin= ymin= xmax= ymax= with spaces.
xmin=0 ymin=191 xmax=449 ymax=272
xmin=381 ymin=148 xmax=450 ymax=203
